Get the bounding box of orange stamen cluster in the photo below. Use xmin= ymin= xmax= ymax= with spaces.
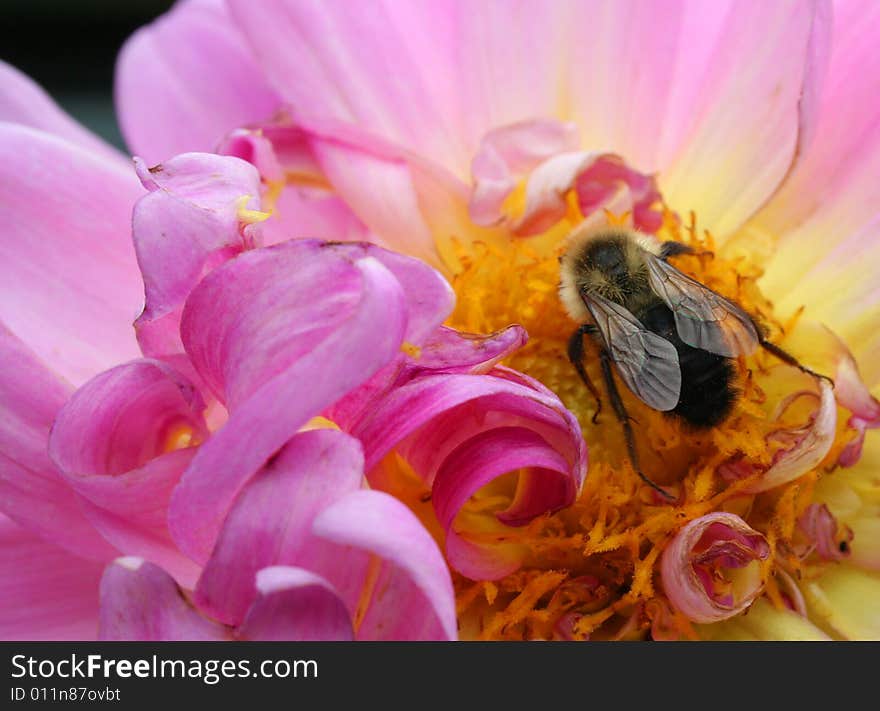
xmin=437 ymin=207 xmax=856 ymax=640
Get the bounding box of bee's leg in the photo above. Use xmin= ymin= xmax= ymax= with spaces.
xmin=568 ymin=324 xmax=604 ymax=424
xmin=659 ymin=241 xmax=714 ymax=261
xmin=596 ymin=346 xmax=676 ymax=501
xmin=758 ymin=338 xmax=834 ymax=386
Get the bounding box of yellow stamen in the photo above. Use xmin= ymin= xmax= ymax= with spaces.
xmin=235 ymin=195 xmax=272 ymax=225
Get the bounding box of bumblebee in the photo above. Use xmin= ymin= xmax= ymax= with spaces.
xmin=560 ymin=224 xmax=827 ymax=498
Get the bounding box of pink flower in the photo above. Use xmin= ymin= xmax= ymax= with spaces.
xmin=110 ymin=0 xmax=880 ymax=639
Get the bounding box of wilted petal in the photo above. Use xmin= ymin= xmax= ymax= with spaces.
xmin=803 ymin=565 xmax=880 ymax=640
xmin=312 ymin=490 xmax=457 ymax=640
xmin=115 ymin=0 xmax=281 ymax=164
xmin=0 ymin=124 xmax=143 ymax=386
xmin=797 ymin=503 xmax=853 ymax=561
xmin=171 ymin=240 xmax=412 ymax=561
xmin=48 ymin=359 xmax=207 ymax=585
xmin=132 ymin=152 xmax=264 ymax=359
xmin=237 ymin=567 xmax=353 ymax=641
xmin=99 ymin=558 xmax=228 ymax=641
xmin=661 ymin=513 xmax=770 ymax=624
xmin=194 ymin=429 xmax=363 ymax=626
xmin=744 ymin=379 xmax=836 ymax=493
xmin=0 ymin=325 xmax=116 ymax=560
xmin=0 ymin=515 xmax=104 ymax=641
xmin=0 ymin=60 xmax=122 ymax=162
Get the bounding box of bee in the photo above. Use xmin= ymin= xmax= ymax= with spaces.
xmin=559 ymin=223 xmax=827 ymax=498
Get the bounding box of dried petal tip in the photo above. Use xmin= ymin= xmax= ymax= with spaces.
xmin=661 ymin=513 xmax=770 ymax=624
xmin=797 ymin=503 xmax=853 ymax=561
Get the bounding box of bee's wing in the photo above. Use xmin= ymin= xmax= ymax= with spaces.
xmin=646 ymin=255 xmax=759 ymax=358
xmin=585 ymin=292 xmax=681 ymax=411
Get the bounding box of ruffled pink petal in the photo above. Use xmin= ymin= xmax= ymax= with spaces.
xmin=98 ymin=557 xmax=228 ymax=641
xmin=132 ymin=152 xmax=263 ymax=359
xmin=194 ymin=429 xmax=363 ymax=626
xmin=0 ymin=60 xmax=122 ymax=163
xmin=311 ymin=490 xmax=457 ymax=640
xmin=798 ymin=503 xmax=853 ymax=562
xmin=661 ymin=513 xmax=770 ymax=624
xmin=48 ymin=359 xmax=207 ymax=585
xmin=0 ymin=514 xmax=104 ymax=640
xmin=469 ymin=119 xmax=580 ymax=226
xmin=744 ymin=380 xmax=837 ymax=493
xmin=115 ymin=0 xmax=281 ymax=164
xmin=0 ymin=325 xmax=117 ymax=560
xmin=0 ymin=124 xmax=143 ymax=386
xmin=511 ymin=151 xmax=662 ymax=236
xmin=219 ymin=126 xmax=371 ymax=246
xmin=171 ymin=241 xmax=410 ymax=562
xmin=237 ymin=567 xmax=353 ymax=641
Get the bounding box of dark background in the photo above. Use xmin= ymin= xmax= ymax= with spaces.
xmin=4 ymin=0 xmax=175 ymax=149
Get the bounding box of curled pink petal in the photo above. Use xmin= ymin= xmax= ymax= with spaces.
xmin=171 ymin=241 xmax=409 ymax=562
xmin=48 ymin=359 xmax=208 ymax=585
xmin=411 ymin=325 xmax=528 ymax=376
xmin=661 ymin=513 xmax=770 ymax=624
xmin=433 ymin=427 xmax=573 ymax=580
xmin=237 ymin=567 xmax=353 ymax=641
xmin=311 ymin=490 xmax=457 ymax=640
xmin=468 ymin=119 xmax=580 ymax=226
xmin=744 ymin=379 xmax=837 ymax=493
xmin=98 ymin=558 xmax=228 ymax=641
xmin=0 ymin=325 xmax=116 ymax=560
xmin=132 ymin=152 xmax=264 ymax=359
xmin=0 ymin=514 xmax=104 ymax=641
xmin=194 ymin=429 xmax=363 ymax=626
xmin=798 ymin=503 xmax=853 ymax=561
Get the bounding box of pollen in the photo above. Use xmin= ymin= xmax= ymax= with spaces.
xmin=442 ymin=199 xmax=855 ymax=640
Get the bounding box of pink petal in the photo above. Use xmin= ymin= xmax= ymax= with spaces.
xmin=659 ymin=1 xmax=830 ymax=237
xmin=98 ymin=557 xmax=228 ymax=641
xmin=512 ymin=151 xmax=662 ymax=236
xmin=171 ymin=241 xmax=409 ymax=562
xmin=754 ymin=0 xmax=880 ymax=253
xmin=115 ymin=0 xmax=281 ymax=164
xmin=661 ymin=513 xmax=770 ymax=624
xmin=432 ymin=427 xmax=573 ymax=580
xmin=0 ymin=60 xmax=122 ymax=163
xmin=237 ymin=567 xmax=354 ymax=641
xmin=132 ymin=152 xmax=263 ymax=359
xmin=0 ymin=325 xmax=116 ymax=560
xmin=0 ymin=514 xmax=103 ymax=640
xmin=312 ymin=490 xmax=457 ymax=640
xmin=0 ymin=124 xmax=144 ymax=386
xmin=744 ymin=379 xmax=837 ymax=493
xmin=219 ymin=126 xmax=371 ymax=246
xmin=469 ymin=119 xmax=580 ymax=226
xmin=194 ymin=429 xmax=363 ymax=626
xmin=48 ymin=359 xmax=208 ymax=585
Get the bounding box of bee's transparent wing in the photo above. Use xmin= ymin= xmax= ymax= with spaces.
xmin=585 ymin=292 xmax=681 ymax=411
xmin=646 ymin=255 xmax=759 ymax=358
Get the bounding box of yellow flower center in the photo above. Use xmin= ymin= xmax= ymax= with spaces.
xmin=436 ymin=194 xmax=857 ymax=640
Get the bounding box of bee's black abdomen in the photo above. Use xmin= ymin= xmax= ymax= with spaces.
xmin=640 ymin=302 xmax=737 ymax=429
